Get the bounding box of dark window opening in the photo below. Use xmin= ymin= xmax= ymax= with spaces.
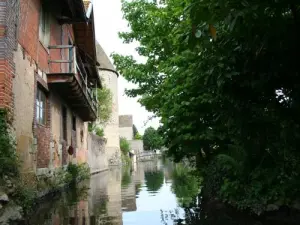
xmin=72 ymin=115 xmax=76 ymax=131
xmin=62 ymin=106 xmax=67 ymax=141
xmin=36 ymin=87 xmax=47 ymax=125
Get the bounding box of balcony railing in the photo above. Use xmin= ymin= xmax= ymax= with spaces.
xmin=47 ymin=45 xmax=98 ymax=121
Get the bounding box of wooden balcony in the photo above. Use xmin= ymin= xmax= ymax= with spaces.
xmin=47 ymin=45 xmax=99 ymax=122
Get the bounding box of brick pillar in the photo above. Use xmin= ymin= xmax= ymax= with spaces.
xmin=0 ymin=0 xmax=19 ymax=112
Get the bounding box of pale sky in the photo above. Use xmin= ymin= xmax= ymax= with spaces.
xmin=93 ymin=0 xmax=160 ymax=134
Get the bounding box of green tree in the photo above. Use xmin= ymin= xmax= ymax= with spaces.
xmin=133 ymin=124 xmax=143 ymax=140
xmin=113 ymin=0 xmax=300 ymax=214
xmin=134 ymin=133 xmax=143 ymax=140
xmin=143 ymin=127 xmax=163 ymax=151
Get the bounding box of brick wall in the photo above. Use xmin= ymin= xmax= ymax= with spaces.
xmin=0 ymin=0 xmax=19 ymax=111
xmin=33 ymin=74 xmax=52 ymax=169
xmin=2 ymin=0 xmax=90 ymax=171
xmin=15 ymin=0 xmax=76 ymax=169
xmin=18 ymin=0 xmax=74 ymax=74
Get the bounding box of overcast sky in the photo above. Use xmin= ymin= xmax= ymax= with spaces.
xmin=93 ymin=0 xmax=160 ymax=134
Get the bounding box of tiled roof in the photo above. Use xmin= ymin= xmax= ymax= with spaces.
xmin=96 ymin=42 xmax=117 ymax=71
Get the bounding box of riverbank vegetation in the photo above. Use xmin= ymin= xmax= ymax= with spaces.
xmin=120 ymin=137 xmax=131 ymax=165
xmin=4 ymin=163 xmax=90 ymax=216
xmin=0 ymin=110 xmax=19 ymax=178
xmin=113 ymin=0 xmax=300 ymax=215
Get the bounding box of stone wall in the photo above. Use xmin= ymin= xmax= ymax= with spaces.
xmin=119 ymin=115 xmax=134 ymax=141
xmin=129 ymin=140 xmax=144 ymax=156
xmin=87 ymin=133 xmax=108 ymax=174
xmin=119 ymin=115 xmax=133 ymax=128
xmin=97 ymin=43 xmax=121 ymax=165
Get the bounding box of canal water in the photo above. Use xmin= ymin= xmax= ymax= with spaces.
xmin=21 ymin=160 xmax=296 ymax=225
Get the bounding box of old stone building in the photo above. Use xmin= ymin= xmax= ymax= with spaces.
xmin=0 ymin=0 xmax=101 ymax=174
xmin=119 ymin=115 xmax=134 ymax=140
xmin=119 ymin=115 xmax=144 ymax=157
xmin=96 ymin=43 xmax=121 ymax=165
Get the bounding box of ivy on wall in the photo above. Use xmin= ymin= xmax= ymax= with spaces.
xmin=0 ymin=109 xmax=19 ymax=177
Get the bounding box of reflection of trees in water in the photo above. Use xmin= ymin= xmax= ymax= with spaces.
xmin=121 ymin=166 xmax=132 ymax=188
xmin=23 ymin=183 xmax=90 ymax=225
xmin=144 ymin=170 xmax=164 ymax=192
xmin=171 ymin=164 xmax=200 ymax=207
xmin=161 ymin=195 xmax=268 ymax=225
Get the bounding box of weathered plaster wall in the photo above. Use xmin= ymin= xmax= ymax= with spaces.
xmin=129 ymin=140 xmax=144 ymax=156
xmin=119 ymin=127 xmax=134 ymax=141
xmin=87 ymin=133 xmax=108 ymax=174
xmin=51 ymin=93 xmax=89 ymax=167
xmin=119 ymin=115 xmax=134 ymax=141
xmin=13 ymin=44 xmax=36 ymax=173
xmin=99 ymin=70 xmax=121 ymax=165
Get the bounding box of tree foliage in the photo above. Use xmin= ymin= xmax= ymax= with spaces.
xmin=0 ymin=110 xmax=19 ymax=177
xmin=143 ymin=127 xmax=164 ymax=151
xmin=120 ymin=137 xmax=130 ymax=155
xmin=96 ymin=86 xmax=113 ymax=125
xmin=133 ymin=124 xmax=143 ymax=139
xmin=89 ymin=85 xmax=113 ymax=135
xmin=113 ymin=0 xmax=300 ymax=213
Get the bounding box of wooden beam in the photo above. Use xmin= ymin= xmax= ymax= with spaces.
xmin=48 ymin=45 xmax=73 ymax=49
xmin=48 ymin=60 xmax=73 ymax=63
xmin=57 ymin=17 xmax=86 ymax=24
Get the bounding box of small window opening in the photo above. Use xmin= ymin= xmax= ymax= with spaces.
xmin=72 ymin=115 xmax=76 ymax=131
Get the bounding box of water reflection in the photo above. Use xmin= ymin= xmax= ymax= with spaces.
xmin=20 ymin=160 xmax=297 ymax=225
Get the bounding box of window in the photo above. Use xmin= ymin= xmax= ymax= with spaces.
xmin=72 ymin=115 xmax=76 ymax=131
xmin=36 ymin=87 xmax=47 ymax=125
xmin=68 ymin=38 xmax=73 ymax=73
xmin=39 ymin=5 xmax=50 ymax=46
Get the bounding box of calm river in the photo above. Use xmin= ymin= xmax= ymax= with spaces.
xmin=20 ymin=160 xmax=296 ymax=225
